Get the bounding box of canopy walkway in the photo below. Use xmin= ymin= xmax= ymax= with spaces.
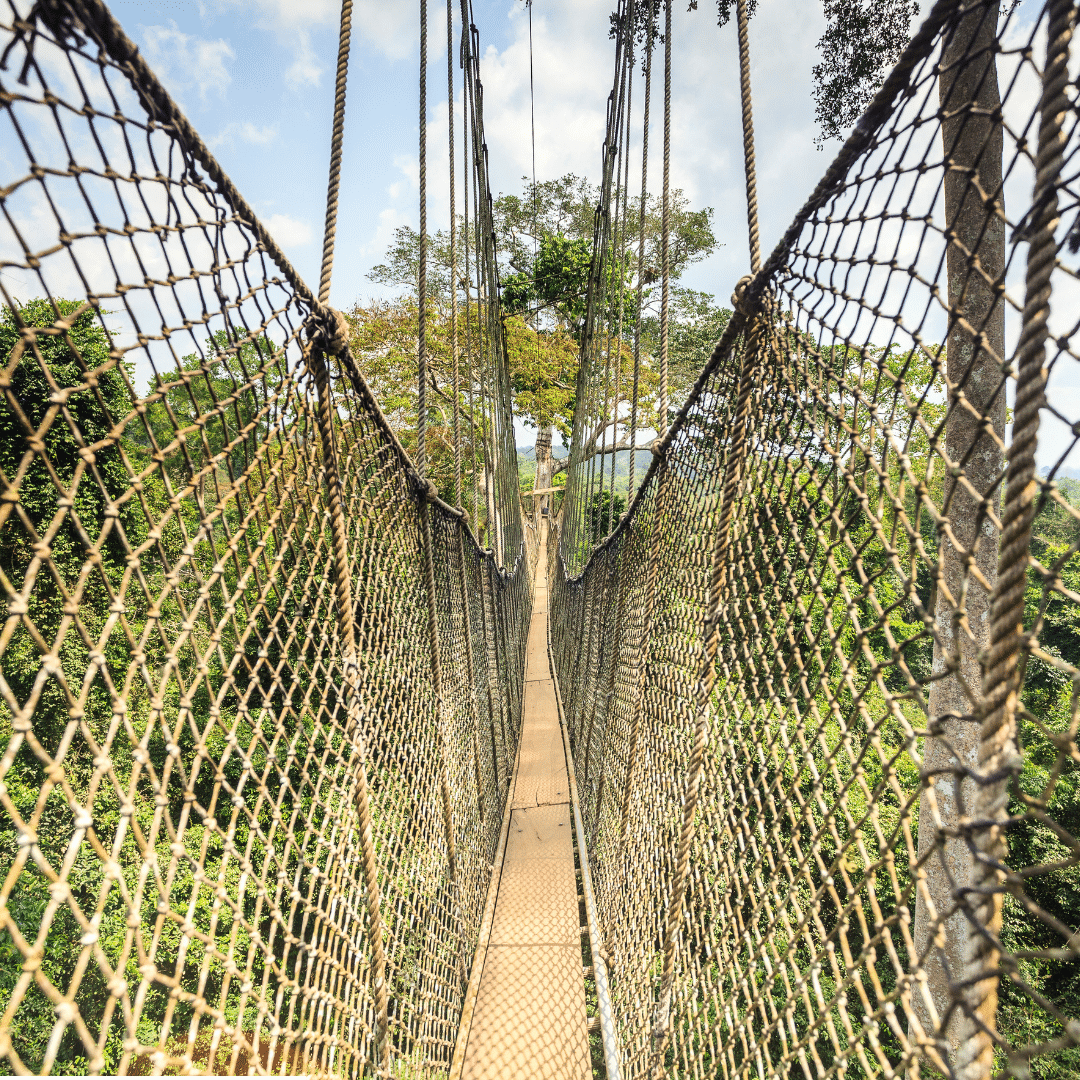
xmin=2 ymin=1 xmax=1080 ymax=1078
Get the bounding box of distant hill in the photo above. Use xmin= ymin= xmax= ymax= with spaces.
xmin=1042 ymin=465 xmax=1080 ymax=481
xmin=516 ymin=446 xmax=653 ymax=496
xmin=517 ymin=444 xmax=568 ymax=461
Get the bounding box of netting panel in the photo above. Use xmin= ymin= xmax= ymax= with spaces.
xmin=0 ymin=3 xmax=527 ymax=1075
xmin=553 ymin=2 xmax=1080 ymax=1077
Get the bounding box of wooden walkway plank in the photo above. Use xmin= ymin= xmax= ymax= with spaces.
xmin=458 ymin=528 xmax=590 ymax=1080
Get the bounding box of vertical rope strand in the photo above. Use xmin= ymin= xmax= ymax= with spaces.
xmin=418 ymin=0 xmax=467 ymax=1003
xmin=609 ymin=20 xmax=634 ymax=534
xmin=736 ymin=0 xmax=761 ymax=273
xmin=462 ymin=33 xmax=480 ymax=530
xmin=658 ymin=0 xmax=672 ymax=439
xmin=418 ymin=0 xmax=429 ymax=476
xmin=318 ymin=0 xmax=352 ymax=304
xmin=528 ymin=0 xmax=546 ymax=526
xmin=311 ymin=354 xmax=391 ymax=1078
xmin=961 ymin=4 xmax=1073 ymax=1077
xmin=628 ymin=4 xmax=654 ymax=505
xmin=448 ymin=0 xmax=461 ymax=506
xmin=649 ymin=294 xmax=760 ymax=1076
xmin=309 ymin=5 xmax=392 ymax=1071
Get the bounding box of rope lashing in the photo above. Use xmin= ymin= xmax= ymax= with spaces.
xmin=305 ymin=306 xmax=351 ymax=356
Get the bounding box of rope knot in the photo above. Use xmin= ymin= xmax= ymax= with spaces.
xmin=306 ymin=306 xmax=350 ymax=356
xmin=731 ymin=275 xmax=756 ymax=317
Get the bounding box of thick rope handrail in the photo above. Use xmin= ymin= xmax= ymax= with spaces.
xmin=30 ymin=0 xmax=477 ymax=524
xmin=31 ymin=5 xmax=415 ymax=1075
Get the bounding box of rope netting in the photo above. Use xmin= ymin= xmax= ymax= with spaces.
xmin=0 ymin=0 xmax=531 ymax=1074
xmin=552 ymin=0 xmax=1080 ymax=1077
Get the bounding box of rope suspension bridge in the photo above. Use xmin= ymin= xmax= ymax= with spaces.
xmin=1 ymin=0 xmax=1079 ymax=1077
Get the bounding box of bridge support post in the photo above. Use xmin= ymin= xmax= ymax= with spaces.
xmin=912 ymin=1 xmax=1008 ymax=1069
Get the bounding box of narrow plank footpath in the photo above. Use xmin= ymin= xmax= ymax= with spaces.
xmin=459 ymin=526 xmax=590 ymax=1079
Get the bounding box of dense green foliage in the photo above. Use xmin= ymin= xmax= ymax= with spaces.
xmin=647 ymin=337 xmax=1080 ymax=1077
xmin=588 ymin=489 xmax=627 ymax=545
xmin=4 ymin=299 xmax=1078 ymax=1076
xmin=998 ymin=479 xmax=1080 ymax=1076
xmin=0 ymin=301 xmax=336 ymax=1073
xmin=0 ymin=299 xmax=149 ymax=1073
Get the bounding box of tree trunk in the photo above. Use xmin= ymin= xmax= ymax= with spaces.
xmin=533 ymin=425 xmax=553 ymax=523
xmin=913 ymin=0 xmax=1006 ymax=1058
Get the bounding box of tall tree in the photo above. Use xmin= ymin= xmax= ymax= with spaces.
xmin=361 ymin=177 xmax=717 ymax=509
xmin=756 ymin=0 xmax=1007 ymax=1059
xmin=494 ymin=172 xmax=716 ymax=502
xmin=811 ymin=0 xmax=921 ymax=146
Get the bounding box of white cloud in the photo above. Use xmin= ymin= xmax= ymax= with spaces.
xmin=142 ymin=22 xmax=235 ymax=103
xmin=264 ymin=213 xmax=315 ymax=247
xmin=362 ymin=206 xmax=415 ymax=262
xmin=351 ymin=0 xmax=419 ymax=61
xmin=211 ymin=0 xmax=427 ymax=88
xmin=208 ymin=121 xmax=278 ymax=149
xmin=391 ymin=155 xmax=419 ymax=196
xmin=477 ymin=2 xmax=611 ymax=187
xmin=205 ymin=0 xmax=332 ymax=86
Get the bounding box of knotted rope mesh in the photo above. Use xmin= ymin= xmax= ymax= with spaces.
xmin=5 ymin=0 xmax=1080 ymax=1076
xmin=552 ymin=1 xmax=1080 ymax=1077
xmin=0 ymin=0 xmax=530 ymax=1074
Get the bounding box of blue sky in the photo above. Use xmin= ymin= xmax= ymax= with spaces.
xmin=7 ymin=0 xmax=1075 ymax=465
xmin=86 ymin=0 xmax=856 ymax=451
xmin=99 ymin=0 xmax=839 ymax=310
